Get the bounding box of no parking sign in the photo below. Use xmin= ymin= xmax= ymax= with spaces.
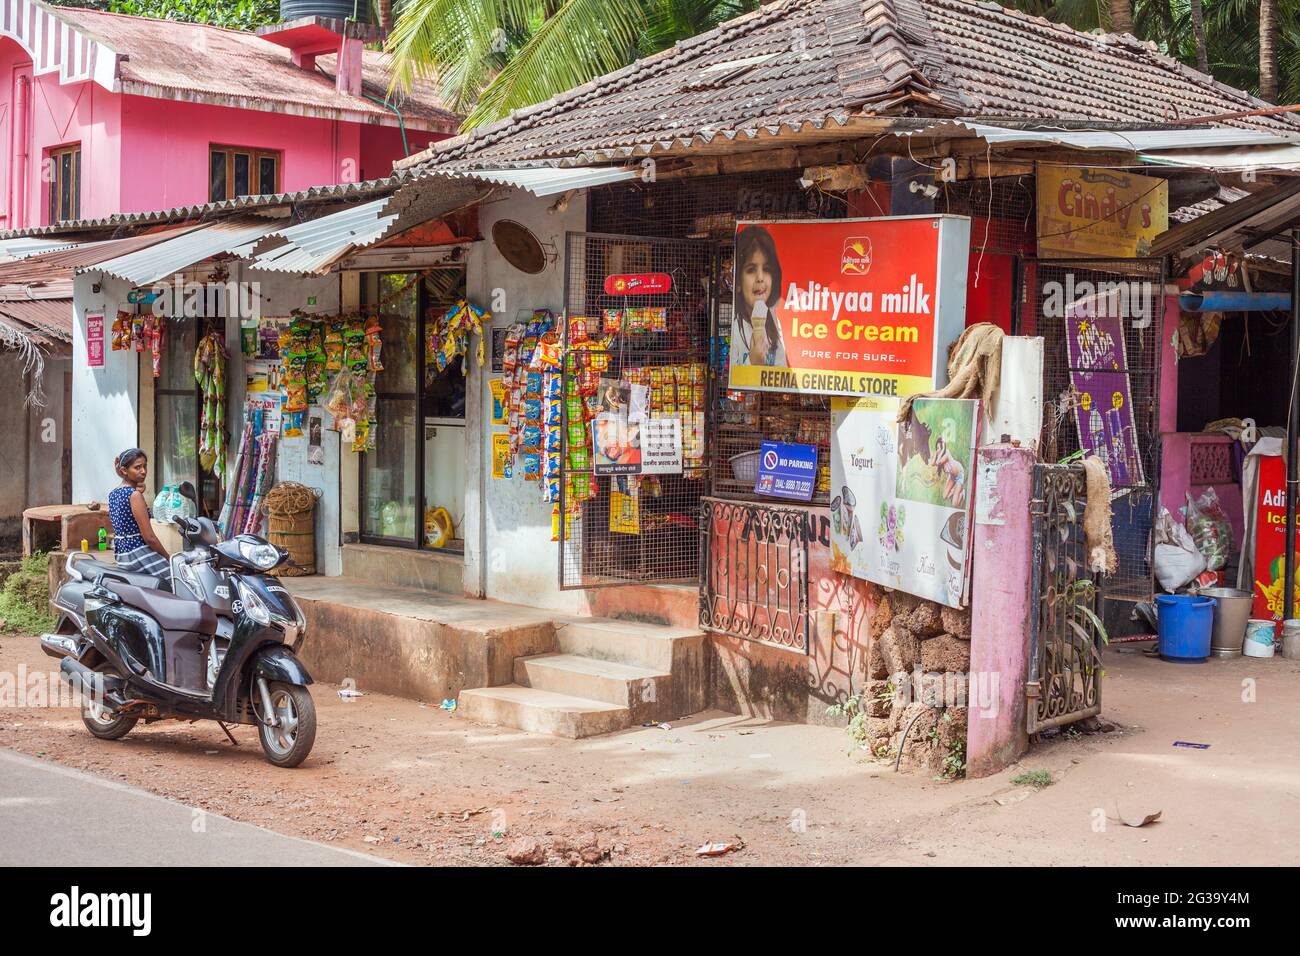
xmin=754 ymin=441 xmax=817 ymax=501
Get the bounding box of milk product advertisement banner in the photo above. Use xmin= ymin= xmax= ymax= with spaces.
xmin=829 ymin=396 xmax=980 ymax=608
xmin=728 ymin=216 xmax=970 ymax=398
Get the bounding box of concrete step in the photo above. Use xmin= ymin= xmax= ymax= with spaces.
xmin=554 ymin=619 xmax=705 ymax=671
xmin=514 ymin=653 xmax=670 ymax=717
xmin=457 ymin=685 xmax=629 ymax=739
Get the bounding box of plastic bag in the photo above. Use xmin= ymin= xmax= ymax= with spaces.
xmin=324 ymin=368 xmax=356 ymax=424
xmin=153 ymin=485 xmax=197 ymax=522
xmin=1184 ymin=488 xmax=1232 ymax=572
xmin=1153 ymin=507 xmax=1206 ymax=591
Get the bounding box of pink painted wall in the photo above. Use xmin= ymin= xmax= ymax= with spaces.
xmin=0 ymin=39 xmax=122 ymax=230
xmin=966 ymin=444 xmax=1034 ymax=778
xmin=0 ymin=36 xmax=448 ymax=227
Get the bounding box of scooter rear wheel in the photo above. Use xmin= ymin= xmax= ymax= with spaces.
xmin=256 ymin=682 xmax=316 ymax=768
xmin=81 ymin=698 xmax=138 ymax=741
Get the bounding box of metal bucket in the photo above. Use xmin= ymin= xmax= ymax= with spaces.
xmin=1200 ymin=587 xmax=1252 ymax=658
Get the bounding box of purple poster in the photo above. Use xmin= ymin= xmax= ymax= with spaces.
xmin=1065 ymin=299 xmax=1143 ymax=488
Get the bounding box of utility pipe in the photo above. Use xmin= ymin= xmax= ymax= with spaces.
xmin=1179 ymin=291 xmax=1292 ymax=312
xmin=1286 ymin=229 xmax=1300 ymax=621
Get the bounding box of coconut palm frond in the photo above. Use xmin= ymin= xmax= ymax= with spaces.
xmin=462 ymin=0 xmax=647 ymax=130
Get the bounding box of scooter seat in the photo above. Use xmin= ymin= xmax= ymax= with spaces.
xmin=104 ymin=581 xmax=219 ymax=635
xmin=75 ymin=557 xmax=169 ymax=592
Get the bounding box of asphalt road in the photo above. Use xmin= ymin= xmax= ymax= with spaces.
xmin=0 ymin=748 xmax=393 ymax=867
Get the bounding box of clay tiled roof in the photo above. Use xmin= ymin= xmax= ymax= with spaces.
xmin=53 ymin=9 xmax=458 ymax=132
xmin=402 ymin=0 xmax=1299 ymax=170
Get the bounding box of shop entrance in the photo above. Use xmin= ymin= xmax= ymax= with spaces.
xmin=1026 ymin=257 xmax=1166 ymax=604
xmin=359 ymin=268 xmax=468 ymax=552
xmin=558 ymin=232 xmax=718 ymax=588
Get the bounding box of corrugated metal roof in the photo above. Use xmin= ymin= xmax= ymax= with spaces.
xmin=0 ymin=298 xmax=73 ymax=343
xmin=0 ymin=177 xmax=400 ymax=240
xmin=0 ymin=225 xmax=204 ymax=285
xmin=426 ymin=165 xmax=640 ymax=196
xmin=248 ymin=197 xmax=399 ymax=274
xmin=921 ymin=121 xmax=1300 ymax=151
xmin=0 ymin=298 xmax=73 ymax=360
xmin=247 ymin=178 xmax=487 ymax=275
xmin=0 ymin=238 xmax=83 ymax=260
xmin=84 ymin=217 xmax=285 ymax=285
xmin=1140 ymin=142 xmax=1300 ymax=171
xmin=1152 ymin=179 xmax=1300 ymax=258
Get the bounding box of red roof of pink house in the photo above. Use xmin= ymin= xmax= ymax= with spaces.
xmin=46 ymin=7 xmax=459 ymax=132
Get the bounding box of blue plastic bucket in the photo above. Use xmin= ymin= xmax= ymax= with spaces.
xmin=1156 ymin=594 xmax=1214 ymax=663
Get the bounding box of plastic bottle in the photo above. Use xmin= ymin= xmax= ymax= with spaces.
xmin=97 ymin=527 xmax=107 ymax=551
xmin=80 ymin=539 xmax=88 ymax=553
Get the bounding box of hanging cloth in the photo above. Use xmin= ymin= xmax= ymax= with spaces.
xmin=195 ymin=330 xmax=228 ymax=485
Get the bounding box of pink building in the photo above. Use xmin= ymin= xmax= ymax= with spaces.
xmin=0 ymin=4 xmax=458 ymax=230
xmin=0 ymin=3 xmax=456 ymax=546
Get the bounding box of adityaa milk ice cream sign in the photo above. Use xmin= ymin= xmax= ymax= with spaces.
xmin=728 ymin=216 xmax=971 ymax=398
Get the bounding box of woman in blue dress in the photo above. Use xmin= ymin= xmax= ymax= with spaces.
xmin=107 ymin=448 xmax=171 ymax=578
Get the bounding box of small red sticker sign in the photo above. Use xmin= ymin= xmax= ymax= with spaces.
xmin=604 ymin=272 xmax=672 ymax=296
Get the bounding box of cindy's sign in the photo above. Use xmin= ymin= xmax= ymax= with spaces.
xmin=1037 ymin=165 xmax=1168 ymax=259
xmin=728 ymin=216 xmax=970 ymax=397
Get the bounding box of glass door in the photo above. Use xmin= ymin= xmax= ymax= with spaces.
xmin=360 ymin=274 xmax=420 ymax=545
xmin=155 ymin=315 xmax=220 ymax=517
xmin=359 ymin=269 xmax=468 ymax=550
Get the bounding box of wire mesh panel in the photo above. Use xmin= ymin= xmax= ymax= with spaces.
xmin=1025 ymin=256 xmax=1165 ymax=602
xmin=1028 ymin=462 xmax=1103 ymax=732
xmin=559 ymin=232 xmax=718 ymax=589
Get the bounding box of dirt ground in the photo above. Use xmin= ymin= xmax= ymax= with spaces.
xmin=3 ymin=632 xmax=1299 ymax=866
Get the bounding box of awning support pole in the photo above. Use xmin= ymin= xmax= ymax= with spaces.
xmin=1286 ymin=229 xmax=1300 ymax=621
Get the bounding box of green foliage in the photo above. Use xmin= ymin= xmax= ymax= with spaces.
xmin=0 ymin=553 xmax=55 ymax=636
xmin=1011 ymin=769 xmax=1054 ymax=788
xmin=386 ymin=0 xmax=761 ymax=129
xmin=44 ymin=0 xmax=281 ymax=31
xmin=827 ymin=692 xmax=871 ymax=755
xmin=1002 ymin=0 xmax=1300 ymax=102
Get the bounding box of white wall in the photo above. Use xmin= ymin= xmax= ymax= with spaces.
xmin=72 ymin=272 xmax=139 ymax=503
xmin=467 ymin=187 xmax=589 ymax=612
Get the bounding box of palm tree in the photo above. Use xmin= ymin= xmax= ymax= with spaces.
xmin=1260 ymin=0 xmax=1278 ymax=101
xmin=1109 ymin=0 xmax=1134 ymax=33
xmin=385 ymin=0 xmax=759 ymax=130
xmin=1189 ymin=0 xmax=1209 ymax=73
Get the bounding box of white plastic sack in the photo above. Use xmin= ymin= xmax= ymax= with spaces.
xmin=1153 ymin=507 xmax=1206 ymax=591
xmin=152 ymin=485 xmax=197 ymax=522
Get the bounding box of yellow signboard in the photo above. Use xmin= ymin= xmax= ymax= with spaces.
xmin=1037 ymin=165 xmax=1168 ymax=258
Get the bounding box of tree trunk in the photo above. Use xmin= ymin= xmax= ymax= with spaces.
xmin=378 ymin=0 xmax=393 ymax=32
xmin=1260 ymin=0 xmax=1278 ymax=103
xmin=1108 ymin=0 xmax=1133 ymax=35
xmin=1189 ymin=0 xmax=1209 ymax=74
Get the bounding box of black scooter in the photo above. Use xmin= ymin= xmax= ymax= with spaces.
xmin=40 ymin=523 xmax=317 ymax=768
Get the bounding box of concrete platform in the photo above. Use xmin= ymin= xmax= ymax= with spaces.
xmin=283 ymin=576 xmax=706 ymax=738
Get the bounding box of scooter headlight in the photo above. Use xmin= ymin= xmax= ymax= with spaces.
xmin=237 ymin=538 xmax=283 ymax=571
xmin=235 ymin=579 xmax=272 ymax=626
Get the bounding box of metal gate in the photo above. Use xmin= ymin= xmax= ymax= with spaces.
xmin=698 ymin=497 xmax=810 ymax=653
xmin=1027 ymin=462 xmax=1104 ymax=733
xmin=558 ymin=232 xmax=719 ymax=588
xmin=1022 ymin=256 xmax=1166 ymax=603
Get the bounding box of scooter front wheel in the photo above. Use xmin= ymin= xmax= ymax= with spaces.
xmin=256 ymin=682 xmax=316 ymax=768
xmin=81 ymin=698 xmax=138 ymax=741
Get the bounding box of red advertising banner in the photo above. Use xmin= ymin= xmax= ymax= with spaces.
xmin=604 ymin=272 xmax=673 ymax=296
xmin=728 ymin=216 xmax=970 ymax=397
xmin=1252 ymin=453 xmax=1300 ymax=621
xmin=86 ymin=310 xmax=105 ymax=369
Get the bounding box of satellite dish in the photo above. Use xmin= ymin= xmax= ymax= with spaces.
xmin=492 ymin=219 xmax=546 ymax=275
